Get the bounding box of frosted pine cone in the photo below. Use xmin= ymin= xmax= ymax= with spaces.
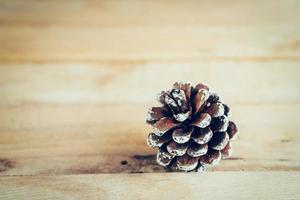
xmin=146 ymin=82 xmax=238 ymax=172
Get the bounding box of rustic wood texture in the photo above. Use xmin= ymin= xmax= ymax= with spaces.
xmin=1 ymin=173 xmax=300 ymax=200
xmin=0 ymin=0 xmax=300 ymax=199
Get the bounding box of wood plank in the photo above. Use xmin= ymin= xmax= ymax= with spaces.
xmin=0 ymin=0 xmax=299 ymax=61
xmin=0 ymin=103 xmax=299 ymax=175
xmin=0 ymin=173 xmax=299 ymax=200
xmin=0 ymin=0 xmax=299 ymax=27
xmin=1 ymin=63 xmax=300 ymax=105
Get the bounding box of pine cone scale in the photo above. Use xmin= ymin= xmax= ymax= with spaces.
xmin=221 ymin=141 xmax=232 ymax=158
xmin=166 ymin=141 xmax=189 ymax=156
xmin=173 ymin=82 xmax=192 ymax=103
xmin=193 ymin=89 xmax=209 ymax=114
xmin=172 ymin=127 xmax=193 ymax=144
xmin=147 ymin=132 xmax=171 ymax=148
xmin=199 ymin=149 xmax=221 ymax=167
xmin=209 ymin=131 xmax=230 ymax=151
xmin=191 ymin=127 xmax=213 ymax=145
xmin=152 ymin=117 xmax=178 ymax=135
xmin=187 ymin=143 xmax=208 ymax=157
xmin=227 ymin=121 xmax=239 ymax=140
xmin=192 ymin=113 xmax=212 ymax=128
xmin=205 ymin=103 xmax=225 ymax=117
xmin=176 ymin=154 xmax=199 ymax=171
xmin=157 ymin=148 xmax=174 ymax=167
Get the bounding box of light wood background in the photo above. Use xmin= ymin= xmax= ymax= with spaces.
xmin=0 ymin=0 xmax=300 ymax=199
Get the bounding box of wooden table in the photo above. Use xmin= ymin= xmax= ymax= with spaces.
xmin=0 ymin=1 xmax=300 ymax=199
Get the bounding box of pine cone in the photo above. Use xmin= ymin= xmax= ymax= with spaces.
xmin=146 ymin=82 xmax=238 ymax=172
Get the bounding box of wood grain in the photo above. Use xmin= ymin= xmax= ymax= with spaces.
xmin=0 ymin=0 xmax=299 ymax=62
xmin=1 ymin=173 xmax=300 ymax=200
xmin=1 ymin=63 xmax=300 ymax=105
xmin=0 ymin=0 xmax=300 ymax=199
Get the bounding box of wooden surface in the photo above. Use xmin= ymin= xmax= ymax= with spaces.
xmin=1 ymin=173 xmax=299 ymax=200
xmin=0 ymin=0 xmax=300 ymax=199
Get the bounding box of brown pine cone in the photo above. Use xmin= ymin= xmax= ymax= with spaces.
xmin=146 ymin=82 xmax=238 ymax=172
